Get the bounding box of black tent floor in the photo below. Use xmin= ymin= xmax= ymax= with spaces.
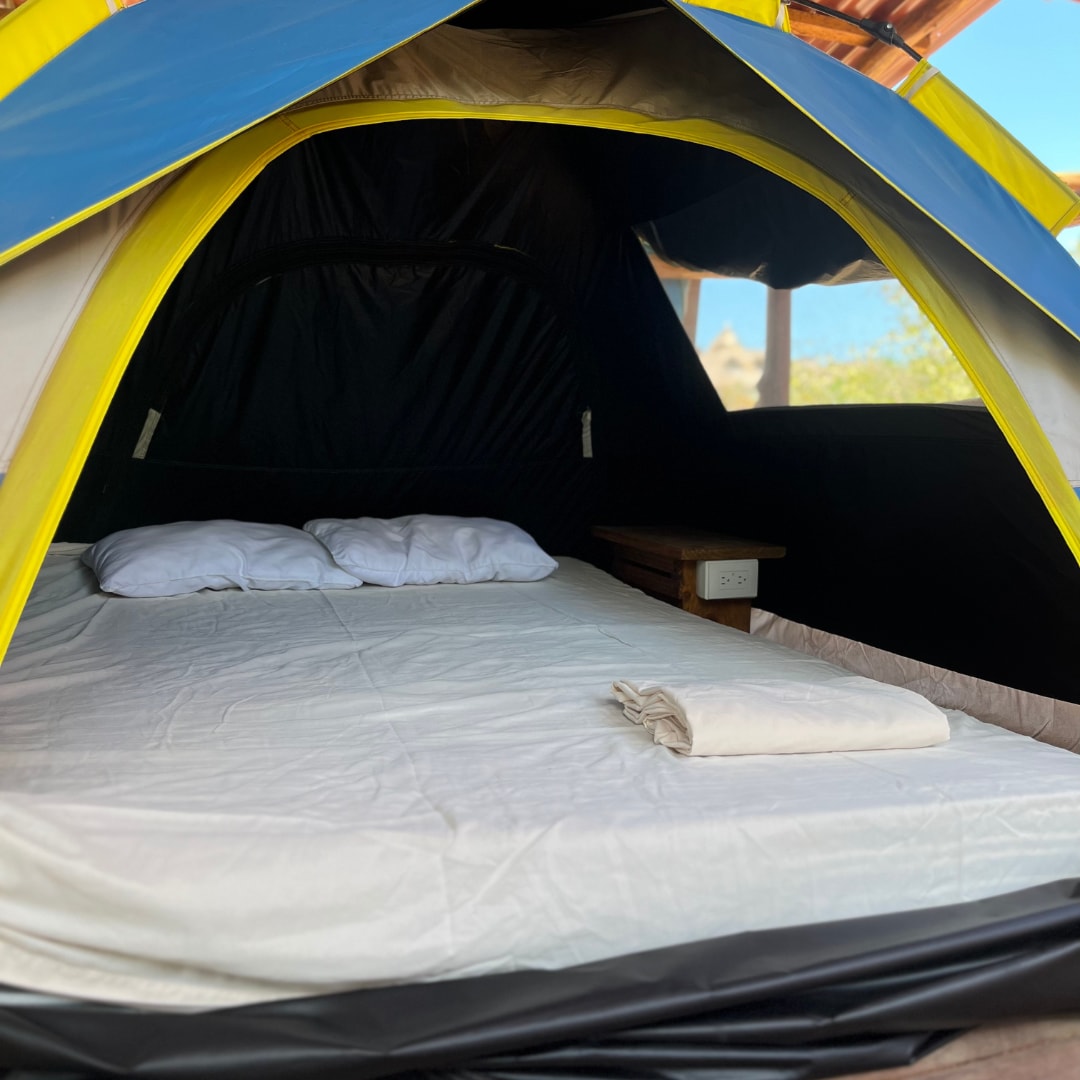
xmin=2 ymin=878 xmax=1080 ymax=1080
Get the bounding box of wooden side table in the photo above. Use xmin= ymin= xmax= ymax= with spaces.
xmin=592 ymin=525 xmax=785 ymax=632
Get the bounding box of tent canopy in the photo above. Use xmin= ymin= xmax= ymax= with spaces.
xmin=2 ymin=2 xmax=1080 ymax=1075
xmin=1 ymin=0 xmax=1079 ymax=689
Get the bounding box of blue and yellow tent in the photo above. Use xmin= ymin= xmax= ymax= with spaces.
xmin=2 ymin=0 xmax=1080 ymax=1075
xmin=2 ymin=0 xmax=1080 ymax=672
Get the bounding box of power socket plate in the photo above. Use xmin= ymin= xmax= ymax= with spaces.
xmin=696 ymin=558 xmax=758 ymax=600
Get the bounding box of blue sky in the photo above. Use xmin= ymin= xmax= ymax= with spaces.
xmin=694 ymin=0 xmax=1080 ymax=358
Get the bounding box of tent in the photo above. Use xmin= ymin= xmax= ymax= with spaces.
xmin=1 ymin=0 xmax=1080 ymax=1076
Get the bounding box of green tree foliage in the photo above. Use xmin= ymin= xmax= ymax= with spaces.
xmin=789 ymin=283 xmax=977 ymax=406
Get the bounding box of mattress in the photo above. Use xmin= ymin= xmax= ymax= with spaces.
xmin=2 ymin=546 xmax=1080 ymax=1010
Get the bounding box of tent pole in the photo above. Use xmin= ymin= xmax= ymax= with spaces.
xmin=760 ymin=287 xmax=792 ymax=407
xmin=682 ymin=278 xmax=702 ymax=342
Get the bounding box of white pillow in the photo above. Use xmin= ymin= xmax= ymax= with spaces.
xmin=303 ymin=514 xmax=558 ymax=586
xmin=82 ymin=520 xmax=361 ymax=597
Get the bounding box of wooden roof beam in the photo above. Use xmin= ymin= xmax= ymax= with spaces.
xmin=787 ymin=8 xmax=875 ymax=46
xmin=807 ymin=0 xmax=1003 ymax=87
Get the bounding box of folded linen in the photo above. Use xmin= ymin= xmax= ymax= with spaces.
xmin=611 ymin=676 xmax=950 ymax=755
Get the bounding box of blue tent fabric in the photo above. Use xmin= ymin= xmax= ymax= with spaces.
xmin=1 ymin=0 xmax=1079 ymax=340
xmin=678 ymin=2 xmax=1080 ymax=342
xmin=0 ymin=0 xmax=472 ymax=259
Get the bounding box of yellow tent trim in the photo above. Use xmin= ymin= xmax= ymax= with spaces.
xmin=0 ymin=0 xmax=117 ymax=103
xmin=897 ymin=60 xmax=1080 ymax=237
xmin=684 ymin=0 xmax=790 ymax=32
xmin=1 ymin=98 xmax=1078 ymax=664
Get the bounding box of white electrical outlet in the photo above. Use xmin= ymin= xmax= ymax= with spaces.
xmin=696 ymin=559 xmax=759 ymax=600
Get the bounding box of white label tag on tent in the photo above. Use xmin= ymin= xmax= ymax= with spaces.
xmin=582 ymin=408 xmax=593 ymax=459
xmin=132 ymin=408 xmax=162 ymax=460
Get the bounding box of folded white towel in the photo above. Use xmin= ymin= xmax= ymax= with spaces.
xmin=611 ymin=676 xmax=950 ymax=755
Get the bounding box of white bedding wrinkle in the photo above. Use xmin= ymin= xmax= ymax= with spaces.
xmin=2 ymin=550 xmax=1080 ymax=1008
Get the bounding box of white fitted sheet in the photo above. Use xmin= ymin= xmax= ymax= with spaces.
xmin=2 ymin=546 xmax=1080 ymax=1009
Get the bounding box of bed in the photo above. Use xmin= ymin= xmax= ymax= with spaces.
xmin=2 ymin=545 xmax=1080 ymax=1018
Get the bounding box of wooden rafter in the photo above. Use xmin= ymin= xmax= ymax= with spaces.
xmin=786 ymin=8 xmax=875 ymax=46
xmin=787 ymin=0 xmax=1003 ymax=87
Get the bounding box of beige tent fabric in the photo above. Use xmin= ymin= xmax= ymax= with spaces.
xmin=751 ymin=608 xmax=1080 ymax=752
xmin=0 ymin=182 xmax=164 ymax=474
xmin=844 ymin=1018 xmax=1080 ymax=1080
xmin=927 ymin=247 xmax=1080 ymax=489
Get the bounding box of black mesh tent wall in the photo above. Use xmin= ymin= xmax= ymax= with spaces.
xmin=61 ymin=122 xmax=730 ymax=560
xmin=60 ymin=119 xmax=1080 ymax=704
